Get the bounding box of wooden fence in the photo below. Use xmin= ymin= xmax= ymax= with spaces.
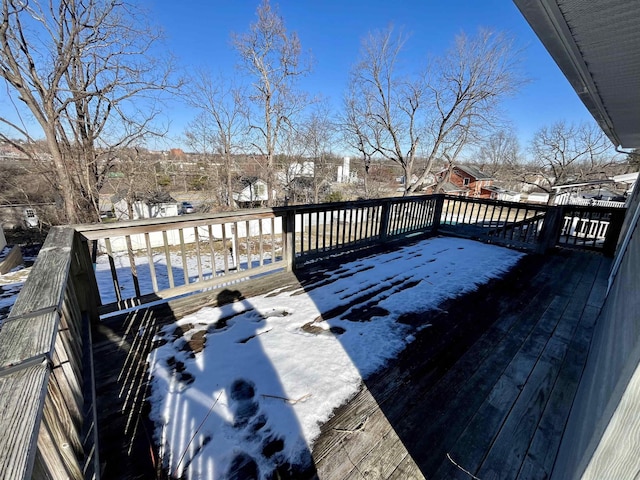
xmin=0 ymin=194 xmax=627 ymax=480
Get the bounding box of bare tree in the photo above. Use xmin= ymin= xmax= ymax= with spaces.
xmin=107 ymin=147 xmax=161 ymax=220
xmin=183 ymin=71 xmax=246 ymax=208
xmin=276 ymin=126 xmax=306 ymax=203
xmin=0 ymin=0 xmax=178 ymax=223
xmin=344 ymin=27 xmax=524 ymax=196
xmin=183 ymin=113 xmax=224 ymax=207
xmin=299 ymin=102 xmax=337 ymax=203
xmin=526 ymin=120 xmax=618 ymax=202
xmin=232 ymin=0 xmax=312 ymax=206
xmin=475 ymin=129 xmax=521 ymax=178
xmin=343 ymin=27 xmax=419 ymax=195
xmin=184 ymin=112 xmax=217 ymax=160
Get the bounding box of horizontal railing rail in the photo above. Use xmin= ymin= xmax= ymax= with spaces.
xmin=555 ymin=197 xmax=626 ymax=208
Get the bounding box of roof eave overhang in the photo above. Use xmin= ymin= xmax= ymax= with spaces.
xmin=513 ymin=0 xmax=622 ymax=147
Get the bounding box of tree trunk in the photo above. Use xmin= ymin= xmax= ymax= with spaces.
xmin=45 ymin=130 xmax=78 ymax=224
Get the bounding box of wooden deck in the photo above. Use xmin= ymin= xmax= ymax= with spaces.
xmin=92 ymin=246 xmax=611 ymax=479
xmin=313 ymin=248 xmax=610 ymax=480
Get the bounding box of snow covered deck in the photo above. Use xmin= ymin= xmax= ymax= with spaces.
xmin=92 ymin=240 xmax=611 ymax=479
xmin=1 ymin=196 xmax=623 ymax=480
xmin=314 ymin=249 xmax=610 ymax=480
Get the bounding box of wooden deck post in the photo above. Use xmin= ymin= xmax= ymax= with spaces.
xmin=379 ymin=199 xmax=391 ymax=241
xmin=72 ymin=233 xmax=101 ymax=320
xmin=536 ymin=206 xmax=563 ymax=254
xmin=283 ymin=209 xmax=296 ymax=272
xmin=432 ymin=195 xmax=444 ymax=234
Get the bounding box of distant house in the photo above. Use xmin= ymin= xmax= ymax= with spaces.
xmin=611 ymin=172 xmax=638 ymax=195
xmin=233 ymin=177 xmax=269 ymax=208
xmin=483 ymin=186 xmax=522 ymax=202
xmin=287 ymin=161 xmax=315 ymax=178
xmin=551 ymin=179 xmax=627 ymax=206
xmin=436 ymin=181 xmax=467 ymax=196
xmin=113 ymin=191 xmax=179 ymax=220
xmin=428 ymin=165 xmax=496 ymax=199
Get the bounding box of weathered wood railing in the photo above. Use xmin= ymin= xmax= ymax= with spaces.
xmin=76 ymin=210 xmax=289 ymax=314
xmin=438 ymin=196 xmax=625 ymax=255
xmin=438 ymin=196 xmax=549 ymax=250
xmin=74 ymin=195 xmax=626 ymax=316
xmin=556 ymin=204 xmax=626 ymax=253
xmin=75 ymin=196 xmax=444 ymax=315
xmin=0 ymin=194 xmax=627 ymax=479
xmin=0 ymin=227 xmax=100 ymax=480
xmin=291 ymin=195 xmax=441 ymax=264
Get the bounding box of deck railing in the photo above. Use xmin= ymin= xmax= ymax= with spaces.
xmin=74 ymin=195 xmax=626 ymax=315
xmin=0 ymin=228 xmax=100 ymax=480
xmin=438 ymin=196 xmax=625 ymax=255
xmin=557 ymin=204 xmax=626 ymax=253
xmin=0 ymin=194 xmax=626 ymax=480
xmin=75 ymin=196 xmax=445 ymax=315
xmin=291 ymin=195 xmax=441 ymax=264
xmin=76 ymin=210 xmax=289 ymax=314
xmin=438 ymin=196 xmax=549 ymax=250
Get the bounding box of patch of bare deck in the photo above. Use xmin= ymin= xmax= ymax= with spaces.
xmin=313 ymin=249 xmax=610 ymax=479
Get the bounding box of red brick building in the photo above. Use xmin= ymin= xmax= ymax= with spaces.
xmin=437 ymin=165 xmax=496 ymax=199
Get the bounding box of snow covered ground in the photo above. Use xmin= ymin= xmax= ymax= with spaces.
xmin=145 ymin=237 xmax=525 ymax=479
xmin=0 ymin=246 xmax=37 ymax=324
xmin=93 ymin=249 xmax=272 ymax=306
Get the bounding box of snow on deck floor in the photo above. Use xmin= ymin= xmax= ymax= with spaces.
xmin=146 ymin=237 xmax=524 ymax=479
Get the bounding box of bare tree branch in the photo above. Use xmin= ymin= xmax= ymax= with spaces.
xmin=343 ymin=26 xmax=525 ymax=196
xmin=525 ymin=120 xmax=620 ymax=203
xmin=0 ymin=0 xmax=181 ymax=223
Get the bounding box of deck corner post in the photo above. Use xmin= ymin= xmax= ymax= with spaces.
xmin=537 ymin=205 xmax=564 ymax=254
xmin=379 ymin=199 xmax=391 ymax=241
xmin=72 ymin=231 xmax=102 ymax=323
xmin=432 ymin=194 xmax=444 ymax=234
xmin=283 ymin=209 xmax=296 ymax=272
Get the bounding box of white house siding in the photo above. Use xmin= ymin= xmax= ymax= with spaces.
xmin=114 ymin=200 xmax=179 ymax=221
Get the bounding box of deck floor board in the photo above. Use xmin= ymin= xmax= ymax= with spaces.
xmin=375 ymin=255 xmax=579 ymax=476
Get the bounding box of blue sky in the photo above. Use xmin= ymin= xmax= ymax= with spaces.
xmin=146 ymin=0 xmax=594 ymax=154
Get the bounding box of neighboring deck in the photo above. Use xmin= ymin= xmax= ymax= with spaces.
xmin=92 ymin=245 xmax=611 ymax=479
